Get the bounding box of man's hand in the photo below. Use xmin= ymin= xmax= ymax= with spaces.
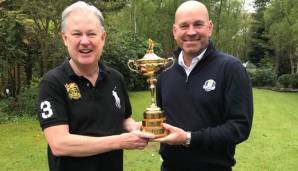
xmin=133 ymin=130 xmax=156 ymax=139
xmin=154 ymin=123 xmax=188 ymax=145
xmin=123 ymin=117 xmax=142 ymax=132
xmin=119 ymin=131 xmax=155 ymax=150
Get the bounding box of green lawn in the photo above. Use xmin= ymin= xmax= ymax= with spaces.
xmin=233 ymin=89 xmax=298 ymax=171
xmin=0 ymin=89 xmax=297 ymax=171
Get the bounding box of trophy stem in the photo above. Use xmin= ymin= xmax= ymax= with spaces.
xmin=148 ymin=76 xmax=157 ymax=108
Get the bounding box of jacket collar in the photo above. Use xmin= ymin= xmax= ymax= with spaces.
xmin=172 ymin=41 xmax=217 ymax=73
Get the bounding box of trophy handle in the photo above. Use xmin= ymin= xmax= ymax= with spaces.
xmin=163 ymin=57 xmax=175 ymax=71
xmin=127 ymin=60 xmax=138 ymax=72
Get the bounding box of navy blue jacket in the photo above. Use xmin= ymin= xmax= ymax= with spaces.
xmin=156 ymin=42 xmax=253 ymax=169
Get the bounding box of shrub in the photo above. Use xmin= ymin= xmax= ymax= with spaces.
xmin=246 ymin=68 xmax=256 ymax=84
xmin=290 ymin=73 xmax=298 ymax=88
xmin=0 ymin=78 xmax=40 ymax=120
xmin=0 ymin=98 xmax=11 ymax=122
xmin=0 ymin=97 xmax=18 ymax=123
xmin=248 ymin=68 xmax=275 ymax=87
xmin=277 ymin=74 xmax=292 ymax=88
xmin=16 ymin=86 xmax=39 ymax=116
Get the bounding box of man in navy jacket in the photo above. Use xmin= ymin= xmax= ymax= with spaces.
xmin=155 ymin=1 xmax=253 ymax=171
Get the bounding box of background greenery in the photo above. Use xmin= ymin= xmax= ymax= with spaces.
xmin=1 ymin=0 xmax=298 ymax=99
xmin=0 ymin=89 xmax=298 ymax=171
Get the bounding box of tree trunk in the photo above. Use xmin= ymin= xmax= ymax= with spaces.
xmin=288 ymin=43 xmax=295 ymax=74
xmin=8 ymin=63 xmax=16 ymax=97
xmin=16 ymin=63 xmax=21 ymax=95
xmin=289 ymin=53 xmax=294 ymax=74
xmin=274 ymin=41 xmax=281 ymax=76
xmin=134 ymin=0 xmax=137 ymax=34
xmin=296 ymin=61 xmax=298 ymax=74
xmin=215 ymin=0 xmax=223 ymax=48
xmin=40 ymin=55 xmax=44 ymax=77
xmin=24 ymin=55 xmax=33 ymax=86
xmin=0 ymin=73 xmax=5 ymax=97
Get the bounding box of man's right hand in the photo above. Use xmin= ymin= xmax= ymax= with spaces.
xmin=119 ymin=131 xmax=155 ymax=150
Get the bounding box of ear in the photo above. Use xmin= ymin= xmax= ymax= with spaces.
xmin=61 ymin=32 xmax=68 ymax=47
xmin=172 ymin=24 xmax=177 ymax=40
xmin=100 ymin=31 xmax=106 ymax=46
xmin=101 ymin=31 xmax=106 ymax=41
xmin=207 ymin=20 xmax=213 ymax=37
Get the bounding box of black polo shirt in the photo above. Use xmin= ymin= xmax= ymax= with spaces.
xmin=37 ymin=60 xmax=131 ymax=171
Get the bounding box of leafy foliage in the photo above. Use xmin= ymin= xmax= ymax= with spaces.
xmin=0 ymin=10 xmax=29 ymax=96
xmin=247 ymin=0 xmax=271 ymax=66
xmin=264 ymin=0 xmax=298 ymax=75
xmin=247 ymin=68 xmax=275 ymax=87
xmin=0 ymin=78 xmax=39 ymax=122
xmin=277 ymin=74 xmax=292 ymax=88
xmin=277 ymin=73 xmax=298 ymax=89
xmin=0 ymin=97 xmax=16 ymax=123
xmin=290 ymin=74 xmax=298 ymax=88
xmin=103 ymin=25 xmax=163 ymax=90
xmin=14 ymin=78 xmax=40 ymax=117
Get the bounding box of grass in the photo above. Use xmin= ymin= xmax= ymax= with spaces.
xmin=0 ymin=117 xmax=48 ymax=171
xmin=233 ymin=89 xmax=298 ymax=171
xmin=0 ymin=89 xmax=297 ymax=171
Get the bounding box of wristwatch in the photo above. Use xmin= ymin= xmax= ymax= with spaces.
xmin=182 ymin=131 xmax=191 ymax=147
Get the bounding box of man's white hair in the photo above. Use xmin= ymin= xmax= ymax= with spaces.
xmin=61 ymin=1 xmax=105 ymax=32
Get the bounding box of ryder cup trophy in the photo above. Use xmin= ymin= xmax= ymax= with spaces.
xmin=127 ymin=39 xmax=174 ymax=138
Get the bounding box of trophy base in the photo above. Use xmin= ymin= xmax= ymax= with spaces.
xmin=141 ymin=126 xmax=167 ymax=138
xmin=141 ymin=105 xmax=167 ymax=138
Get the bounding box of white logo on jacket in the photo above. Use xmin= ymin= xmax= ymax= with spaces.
xmin=203 ymin=79 xmax=216 ymax=92
xmin=112 ymin=87 xmax=121 ymax=109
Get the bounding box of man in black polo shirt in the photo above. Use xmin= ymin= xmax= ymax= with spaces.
xmin=155 ymin=1 xmax=253 ymax=171
xmin=37 ymin=1 xmax=153 ymax=171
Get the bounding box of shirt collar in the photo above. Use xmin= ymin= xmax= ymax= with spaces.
xmin=178 ymin=48 xmax=207 ymax=69
xmin=63 ymin=59 xmax=109 ymax=80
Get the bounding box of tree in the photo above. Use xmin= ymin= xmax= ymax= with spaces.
xmin=106 ymin=0 xmax=183 ymax=56
xmin=247 ymin=0 xmax=271 ymax=66
xmin=0 ymin=10 xmax=28 ymax=96
xmin=20 ymin=0 xmax=69 ymax=77
xmin=209 ymin=0 xmax=251 ymax=60
xmin=264 ymin=0 xmax=298 ymax=75
xmin=19 ymin=0 xmax=129 ymax=77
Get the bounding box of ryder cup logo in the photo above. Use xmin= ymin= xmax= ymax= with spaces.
xmin=203 ymin=79 xmax=216 ymax=92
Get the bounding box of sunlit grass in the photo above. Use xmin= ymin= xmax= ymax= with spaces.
xmin=0 ymin=117 xmax=47 ymax=171
xmin=234 ymin=89 xmax=298 ymax=171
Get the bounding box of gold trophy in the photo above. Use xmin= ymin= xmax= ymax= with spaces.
xmin=127 ymin=39 xmax=174 ymax=138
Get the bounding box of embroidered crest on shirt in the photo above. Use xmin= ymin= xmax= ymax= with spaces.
xmin=203 ymin=79 xmax=216 ymax=92
xmin=112 ymin=87 xmax=121 ymax=109
xmin=65 ymin=82 xmax=81 ymax=100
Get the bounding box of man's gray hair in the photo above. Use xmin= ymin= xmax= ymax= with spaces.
xmin=61 ymin=1 xmax=105 ymax=32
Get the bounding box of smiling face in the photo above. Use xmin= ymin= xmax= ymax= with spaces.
xmin=173 ymin=1 xmax=213 ymax=59
xmin=61 ymin=10 xmax=106 ymax=68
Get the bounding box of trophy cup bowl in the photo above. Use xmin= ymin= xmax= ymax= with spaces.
xmin=127 ymin=39 xmax=174 ymax=138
